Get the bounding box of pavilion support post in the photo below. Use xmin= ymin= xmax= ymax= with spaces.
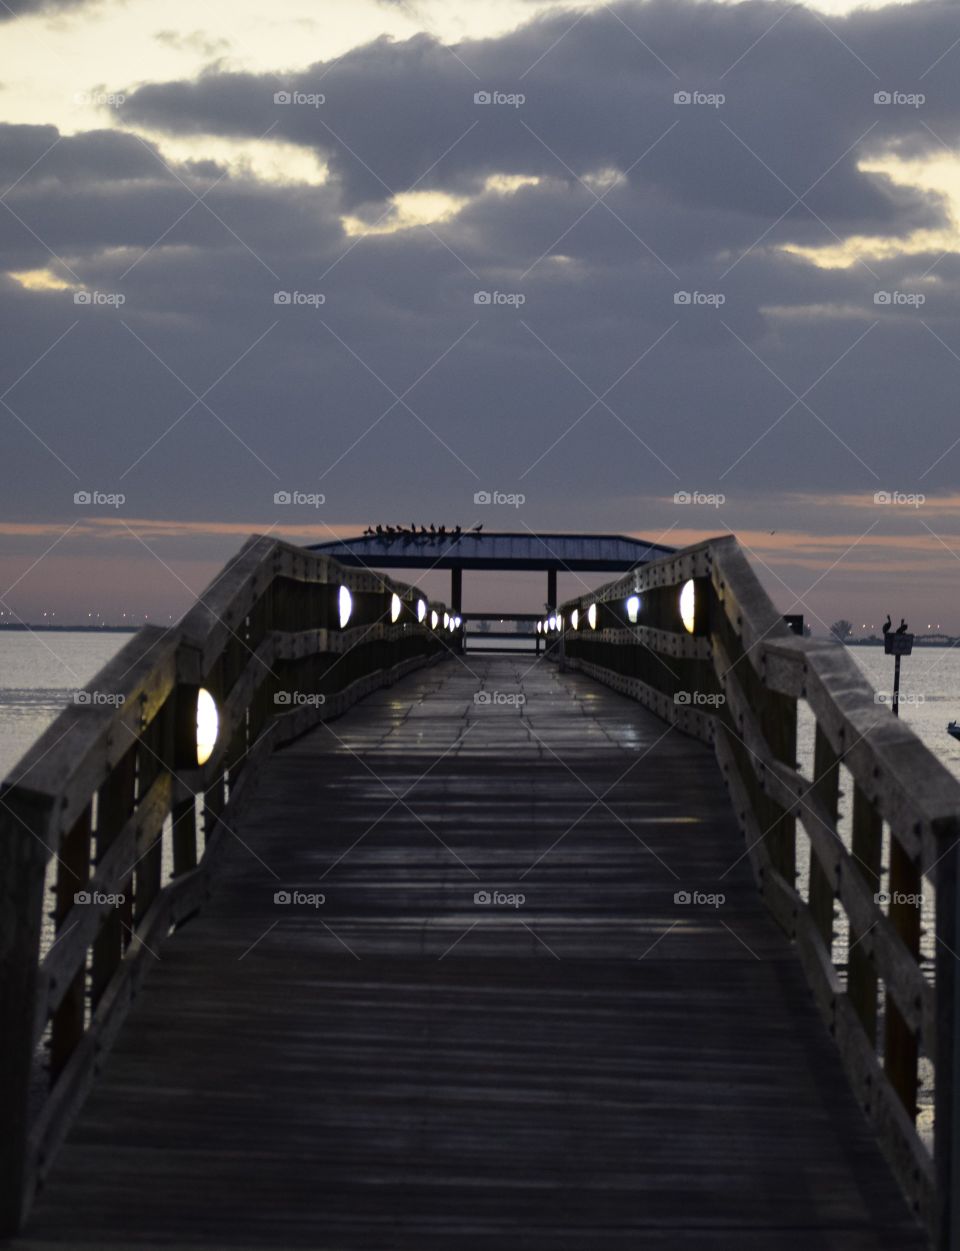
xmin=547 ymin=569 xmax=557 ymax=610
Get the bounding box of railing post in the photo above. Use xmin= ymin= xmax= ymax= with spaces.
xmin=847 ymin=786 xmax=882 ymax=1044
xmin=50 ymin=806 xmax=92 ymax=1080
xmin=935 ymin=819 xmax=960 ymax=1251
xmin=809 ymin=724 xmax=839 ymax=950
xmin=885 ymin=834 xmax=921 ymax=1119
xmin=0 ymin=790 xmax=53 ymax=1234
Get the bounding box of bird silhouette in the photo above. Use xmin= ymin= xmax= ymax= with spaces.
xmin=896 ymin=618 xmax=909 ymax=634
xmin=453 ymin=524 xmax=462 ymax=540
xmin=438 ymin=524 xmax=446 ymax=538
xmin=363 ymin=526 xmax=373 ymax=536
xmin=472 ymin=522 xmax=483 ymax=534
xmin=882 ymin=614 xmax=891 ymax=636
xmin=375 ymin=524 xmax=383 ymax=537
xmin=429 ymin=524 xmax=436 ymax=534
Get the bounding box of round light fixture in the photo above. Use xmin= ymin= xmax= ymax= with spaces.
xmin=443 ymin=611 xmax=449 ymax=629
xmin=338 ymin=585 xmax=353 ymax=629
xmin=390 ymin=592 xmax=402 ymax=623
xmin=536 ymin=621 xmax=542 ymax=634
xmin=196 ymin=687 xmax=219 ymax=767
xmin=679 ymin=580 xmax=696 ymax=634
xmin=626 ymin=594 xmax=641 ymax=624
xmin=548 ymin=615 xmax=556 ymax=631
xmin=417 ymin=598 xmax=427 ymax=623
xmin=571 ymin=608 xmax=579 ymax=631
xmin=431 ymin=609 xmax=439 ymax=629
xmin=587 ymin=603 xmax=598 ymax=630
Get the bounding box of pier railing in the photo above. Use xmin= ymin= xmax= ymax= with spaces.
xmin=557 ymin=534 xmax=960 ymax=1250
xmin=0 ymin=534 xmax=454 ymax=1233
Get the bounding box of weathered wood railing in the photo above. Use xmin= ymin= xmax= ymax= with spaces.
xmin=555 ymin=534 xmax=960 ymax=1250
xmin=0 ymin=534 xmax=455 ymax=1233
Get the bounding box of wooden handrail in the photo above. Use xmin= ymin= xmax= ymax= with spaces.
xmin=0 ymin=535 xmax=455 ymax=1234
xmin=557 ymin=533 xmax=960 ymax=1250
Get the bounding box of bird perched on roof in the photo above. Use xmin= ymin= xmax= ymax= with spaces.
xmin=429 ymin=523 xmax=436 ymax=534
xmin=471 ymin=522 xmax=483 ymax=533
xmin=452 ymin=524 xmax=462 ymax=540
xmin=882 ymin=614 xmax=891 ymax=636
xmin=895 ymin=618 xmax=909 ymax=634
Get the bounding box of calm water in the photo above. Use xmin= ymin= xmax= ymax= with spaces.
xmin=2 ymin=631 xmax=959 ymax=779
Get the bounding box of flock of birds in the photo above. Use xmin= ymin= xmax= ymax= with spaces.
xmin=882 ymin=615 xmax=910 ymax=635
xmin=361 ymin=523 xmax=483 ymax=541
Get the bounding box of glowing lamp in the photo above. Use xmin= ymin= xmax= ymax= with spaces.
xmin=338 ymin=585 xmax=353 ymax=629
xmin=196 ymin=687 xmax=219 ymax=767
xmin=680 ymin=580 xmax=696 ymax=634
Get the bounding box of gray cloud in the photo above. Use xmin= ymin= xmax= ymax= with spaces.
xmin=2 ymin=0 xmax=960 ymax=547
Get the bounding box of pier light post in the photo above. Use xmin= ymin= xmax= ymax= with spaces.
xmin=884 ymin=629 xmax=914 ymax=717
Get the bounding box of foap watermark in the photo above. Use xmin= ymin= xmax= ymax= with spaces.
xmin=674 ymin=691 xmax=725 ymax=707
xmin=274 ymin=90 xmax=325 ymax=107
xmin=874 ymin=490 xmax=925 ymax=508
xmin=73 ymin=89 xmax=125 ymax=108
xmin=274 ymin=490 xmax=325 ymax=507
xmin=274 ymin=889 xmax=326 ymax=907
xmin=275 ymin=691 xmax=326 ymax=707
xmin=474 ymin=290 xmax=525 ymax=306
xmin=674 ymin=290 xmax=725 ymax=306
xmin=74 ymin=490 xmax=125 ymax=508
xmin=73 ymin=690 xmax=125 ymax=706
xmin=474 ymin=889 xmax=525 ymax=908
xmin=474 ymin=90 xmax=525 ymax=108
xmin=875 ymin=691 xmax=926 ymax=706
xmin=875 ymin=890 xmax=924 ymax=907
xmin=673 ymin=490 xmax=725 ymax=508
xmin=474 ymin=490 xmax=525 ymax=508
xmin=274 ymin=290 xmax=325 ymax=307
xmin=73 ymin=290 xmax=125 ymax=306
xmin=474 ymin=691 xmax=526 ymax=707
xmin=674 ymin=90 xmax=724 ymax=108
xmin=874 ymin=290 xmax=925 ymax=307
xmin=74 ymin=890 xmax=126 ymax=906
xmin=874 ymin=90 xmax=924 ymax=109
xmin=674 ymin=889 xmax=725 ymax=908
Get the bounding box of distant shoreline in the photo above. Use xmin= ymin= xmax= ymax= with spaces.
xmin=0 ymin=625 xmax=140 ymax=633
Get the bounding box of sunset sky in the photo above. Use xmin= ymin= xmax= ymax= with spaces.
xmin=2 ymin=0 xmax=960 ymax=632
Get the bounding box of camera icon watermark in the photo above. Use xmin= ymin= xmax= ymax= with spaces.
xmin=674 ymin=290 xmax=725 ymax=307
xmin=74 ymin=889 xmax=125 ymax=906
xmin=473 ymin=290 xmax=525 ymax=306
xmin=673 ymin=90 xmax=725 ymax=108
xmin=473 ymin=90 xmax=525 ymax=107
xmin=273 ymin=290 xmax=325 ymax=306
xmin=74 ymin=490 xmax=125 ymax=508
xmin=473 ymin=489 xmax=525 ymax=507
xmin=273 ymin=888 xmax=325 ymax=906
xmin=73 ymin=690 xmax=126 ymax=706
xmin=673 ymin=490 xmax=724 ymax=508
xmin=474 ymin=690 xmax=526 ymax=707
xmin=273 ymin=490 xmax=325 ymax=507
xmin=674 ymin=889 xmax=725 ymax=907
xmin=874 ymin=890 xmax=924 ymax=907
xmin=873 ymin=490 xmax=924 ymax=508
xmin=874 ymin=290 xmax=925 ymax=307
xmin=874 ymin=90 xmax=924 ymax=108
xmin=73 ymin=290 xmax=125 ymax=306
xmin=274 ymin=90 xmax=325 ymax=107
xmin=674 ymin=691 xmax=725 ymax=707
xmin=473 ymin=888 xmax=525 ymax=907
xmin=274 ymin=691 xmax=326 ymax=707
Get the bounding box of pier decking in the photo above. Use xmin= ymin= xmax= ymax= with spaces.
xmin=3 ymin=533 xmax=959 ymax=1249
xmin=12 ymin=659 xmax=926 ymax=1248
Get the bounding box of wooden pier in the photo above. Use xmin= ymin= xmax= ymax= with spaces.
xmin=2 ymin=534 xmax=959 ymax=1248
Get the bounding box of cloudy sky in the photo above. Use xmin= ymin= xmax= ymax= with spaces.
xmin=2 ymin=0 xmax=960 ymax=630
